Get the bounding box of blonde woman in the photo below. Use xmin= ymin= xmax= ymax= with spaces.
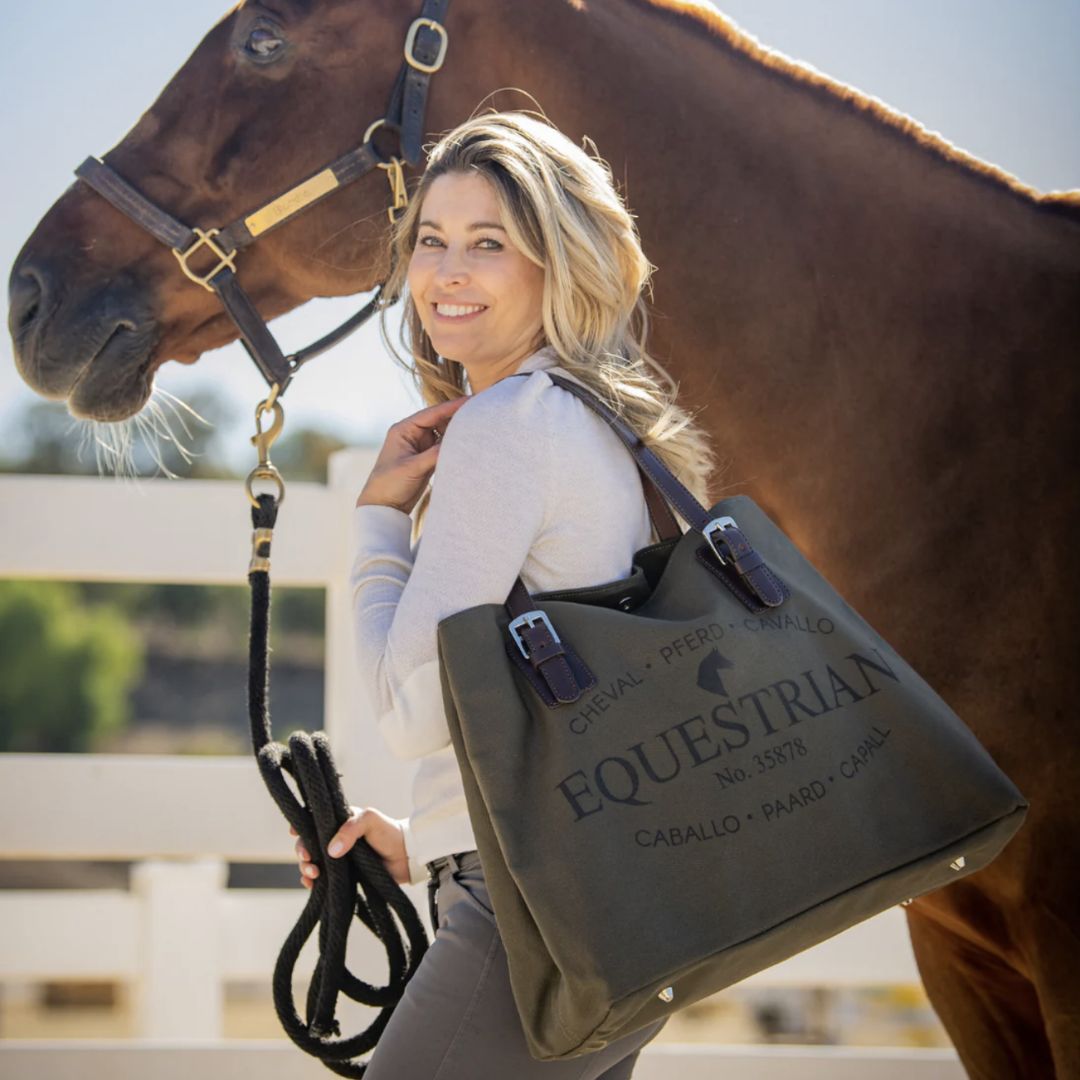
xmin=289 ymin=110 xmax=719 ymax=1077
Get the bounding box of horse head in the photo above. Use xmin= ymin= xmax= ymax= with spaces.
xmin=7 ymin=0 xmax=476 ymax=424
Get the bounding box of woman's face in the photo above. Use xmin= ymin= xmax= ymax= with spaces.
xmin=407 ymin=170 xmax=546 ymax=394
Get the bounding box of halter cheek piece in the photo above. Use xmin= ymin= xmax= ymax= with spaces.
xmin=74 ymin=0 xmax=451 ymax=402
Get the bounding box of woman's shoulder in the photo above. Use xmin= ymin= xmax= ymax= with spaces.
xmin=439 ymin=364 xmax=622 ymax=464
xmin=431 ymin=371 xmax=552 ymax=486
xmin=463 ymin=367 xmax=550 ymax=415
xmin=439 ymin=368 xmax=556 ymax=446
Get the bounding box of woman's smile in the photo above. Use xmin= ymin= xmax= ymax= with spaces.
xmin=433 ymin=302 xmax=489 ymax=322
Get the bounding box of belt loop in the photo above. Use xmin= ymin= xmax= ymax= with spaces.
xmin=424 ymin=850 xmax=471 ymax=882
xmin=426 ymin=855 xmax=449 ymax=933
xmin=426 ymin=873 xmax=439 ymax=932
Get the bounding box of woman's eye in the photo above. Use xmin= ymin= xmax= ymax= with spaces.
xmin=418 ymin=236 xmax=502 ymax=250
xmin=245 ymin=26 xmax=285 ymax=59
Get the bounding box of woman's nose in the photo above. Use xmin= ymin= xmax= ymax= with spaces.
xmin=433 ymin=245 xmax=469 ymax=282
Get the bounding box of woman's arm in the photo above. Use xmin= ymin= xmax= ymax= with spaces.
xmin=348 ymin=375 xmax=553 ymax=762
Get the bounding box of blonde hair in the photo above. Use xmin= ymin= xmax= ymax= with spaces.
xmin=377 ymin=109 xmax=723 ymax=544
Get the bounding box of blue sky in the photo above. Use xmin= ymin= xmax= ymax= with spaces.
xmin=2 ymin=0 xmax=1078 ymax=473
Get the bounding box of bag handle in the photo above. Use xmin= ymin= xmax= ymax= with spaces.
xmin=498 ymin=370 xmax=787 ymax=705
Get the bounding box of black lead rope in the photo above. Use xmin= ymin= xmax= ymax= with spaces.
xmin=247 ymin=490 xmax=431 ymax=1076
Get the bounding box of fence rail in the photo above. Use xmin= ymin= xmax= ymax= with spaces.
xmin=0 ymin=1041 xmax=965 ymax=1079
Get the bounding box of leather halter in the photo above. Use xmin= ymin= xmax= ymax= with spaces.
xmin=73 ymin=0 xmax=451 ymax=399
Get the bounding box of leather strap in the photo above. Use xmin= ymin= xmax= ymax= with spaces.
xmin=75 ymin=156 xmax=195 ymax=251
xmin=216 ymin=142 xmax=387 ymax=254
xmin=210 ymin=269 xmax=294 ymax=387
xmin=694 ymin=526 xmax=789 ymax=613
xmin=393 ymin=0 xmax=451 ymax=166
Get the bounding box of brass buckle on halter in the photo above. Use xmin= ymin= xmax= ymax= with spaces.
xmin=404 ymin=17 xmax=448 ymax=73
xmin=172 ymin=227 xmax=237 ymax=292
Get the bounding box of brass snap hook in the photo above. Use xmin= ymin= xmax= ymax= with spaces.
xmin=385 ymin=158 xmax=408 ymax=224
xmin=246 ymin=391 xmax=286 ymax=508
xmin=363 ymin=119 xmax=410 ymax=225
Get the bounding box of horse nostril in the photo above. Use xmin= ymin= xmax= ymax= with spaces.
xmin=20 ymin=296 xmax=40 ymax=330
xmin=8 ymin=265 xmax=46 ymax=338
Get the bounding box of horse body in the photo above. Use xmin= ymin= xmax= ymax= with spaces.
xmin=8 ymin=1 xmax=1079 ymax=1073
xmin=560 ymin=16 xmax=1080 ymax=1073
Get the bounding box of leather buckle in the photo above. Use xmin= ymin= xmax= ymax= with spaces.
xmin=172 ymin=227 xmax=238 ymax=292
xmin=508 ymin=609 xmax=561 ymax=660
xmin=403 ymin=18 xmax=448 ymax=73
xmin=703 ymin=515 xmax=738 ymax=566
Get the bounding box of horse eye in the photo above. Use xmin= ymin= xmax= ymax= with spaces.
xmin=245 ymin=26 xmax=285 ymax=59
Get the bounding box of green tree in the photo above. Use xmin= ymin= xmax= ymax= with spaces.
xmin=0 ymin=580 xmax=144 ymax=752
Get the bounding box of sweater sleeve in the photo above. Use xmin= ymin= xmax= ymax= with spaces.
xmin=395 ymin=815 xmax=429 ymax=887
xmin=348 ymin=377 xmax=552 ymax=766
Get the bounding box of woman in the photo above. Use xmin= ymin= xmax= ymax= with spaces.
xmin=289 ymin=110 xmax=719 ymax=1077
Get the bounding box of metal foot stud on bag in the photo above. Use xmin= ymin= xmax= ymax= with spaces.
xmin=435 ymin=370 xmax=1030 ymax=1063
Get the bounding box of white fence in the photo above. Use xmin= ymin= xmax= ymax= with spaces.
xmin=0 ymin=459 xmax=961 ymax=1077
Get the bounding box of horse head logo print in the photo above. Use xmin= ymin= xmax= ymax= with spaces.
xmin=697 ymin=647 xmax=736 ymax=696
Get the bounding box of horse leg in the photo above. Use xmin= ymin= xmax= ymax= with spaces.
xmin=1022 ymin=894 xmax=1080 ymax=1080
xmin=906 ymin=905 xmax=1055 ymax=1079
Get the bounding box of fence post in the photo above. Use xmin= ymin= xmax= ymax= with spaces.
xmin=130 ymin=858 xmax=227 ymax=1038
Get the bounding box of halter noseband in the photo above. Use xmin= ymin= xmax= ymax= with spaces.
xmin=73 ymin=0 xmax=451 ymax=399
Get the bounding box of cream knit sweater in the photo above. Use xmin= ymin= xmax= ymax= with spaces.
xmin=348 ymin=344 xmax=656 ymax=885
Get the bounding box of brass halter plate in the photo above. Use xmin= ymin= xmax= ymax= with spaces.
xmin=244 ymin=168 xmax=341 ymax=238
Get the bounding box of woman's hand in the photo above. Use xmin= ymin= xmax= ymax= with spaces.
xmin=290 ymin=806 xmax=411 ymax=888
xmin=355 ymin=395 xmax=470 ymax=514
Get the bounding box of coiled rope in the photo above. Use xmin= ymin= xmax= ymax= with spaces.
xmin=247 ymin=490 xmax=430 ymax=1076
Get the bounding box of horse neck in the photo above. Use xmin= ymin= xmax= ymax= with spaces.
xmin=502 ymin=0 xmax=1080 ymax=486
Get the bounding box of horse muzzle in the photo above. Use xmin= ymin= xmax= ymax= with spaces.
xmin=8 ymin=256 xmax=159 ymax=421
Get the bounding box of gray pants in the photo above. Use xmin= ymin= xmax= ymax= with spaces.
xmin=362 ymin=849 xmax=669 ymax=1078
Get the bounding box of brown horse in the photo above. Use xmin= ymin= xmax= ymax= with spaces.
xmin=8 ymin=1 xmax=1079 ymax=1074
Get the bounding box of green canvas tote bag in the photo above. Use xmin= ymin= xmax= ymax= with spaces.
xmin=436 ymin=371 xmax=1029 ymax=1062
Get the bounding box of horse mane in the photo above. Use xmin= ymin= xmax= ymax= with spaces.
xmin=633 ymin=0 xmax=1080 ymax=224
